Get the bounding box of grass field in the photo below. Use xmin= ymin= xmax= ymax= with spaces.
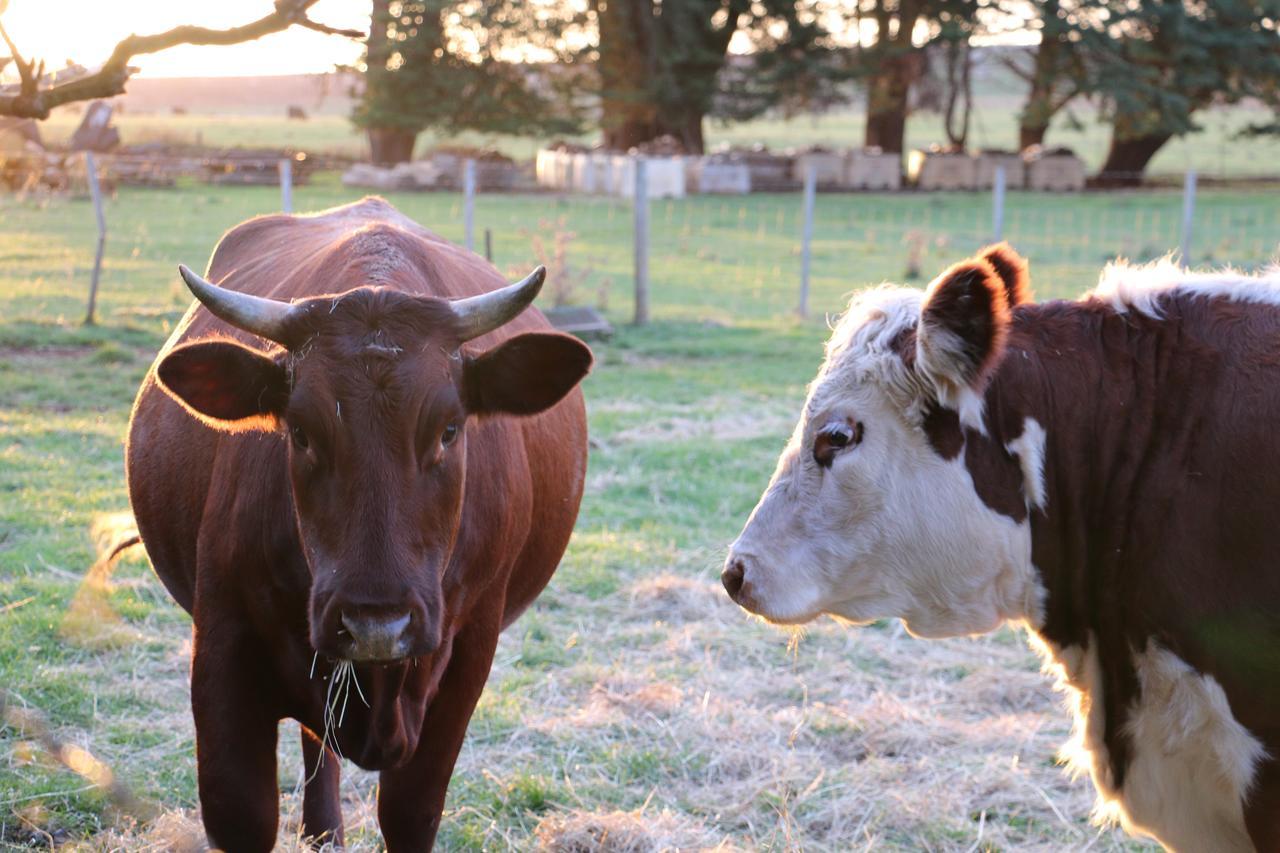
xmin=38 ymin=99 xmax=1280 ymax=181
xmin=6 ymin=177 xmax=1274 ymax=849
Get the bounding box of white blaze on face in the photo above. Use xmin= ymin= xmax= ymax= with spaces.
xmin=727 ymin=356 xmax=1038 ymax=637
xmin=724 ymin=255 xmax=1045 ymax=639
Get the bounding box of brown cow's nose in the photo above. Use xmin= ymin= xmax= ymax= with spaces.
xmin=340 ymin=610 xmax=412 ymax=662
xmin=722 ymin=558 xmax=746 ymax=600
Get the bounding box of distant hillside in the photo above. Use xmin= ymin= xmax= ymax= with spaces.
xmin=115 ymin=73 xmax=360 ymax=117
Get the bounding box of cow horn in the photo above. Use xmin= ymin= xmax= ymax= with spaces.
xmin=178 ymin=264 xmax=297 ymax=345
xmin=451 ymin=266 xmax=546 ymax=342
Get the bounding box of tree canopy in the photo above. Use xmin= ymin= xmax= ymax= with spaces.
xmin=354 ymin=0 xmax=585 ymax=163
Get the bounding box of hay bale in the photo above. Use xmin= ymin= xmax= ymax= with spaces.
xmin=791 ymin=147 xmax=845 ymax=188
xmin=1023 ymin=146 xmax=1086 ymax=191
xmin=341 ymin=162 xmax=414 ymax=191
xmin=908 ymin=148 xmax=977 ymax=190
xmin=974 ymin=150 xmax=1025 ymax=189
xmin=687 ymin=156 xmax=751 ymax=194
xmin=844 ymin=148 xmax=902 ymax=190
xmin=613 ymin=155 xmax=686 ymax=199
xmin=736 ymin=147 xmax=797 ymax=191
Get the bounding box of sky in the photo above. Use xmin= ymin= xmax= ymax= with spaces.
xmin=1 ymin=0 xmax=371 ymax=78
xmin=0 ymin=0 xmax=1036 ymax=82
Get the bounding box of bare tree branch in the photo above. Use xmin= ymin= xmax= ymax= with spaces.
xmin=0 ymin=0 xmax=364 ymax=119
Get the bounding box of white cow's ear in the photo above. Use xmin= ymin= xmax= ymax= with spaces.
xmin=916 ymin=258 xmax=1011 ymax=395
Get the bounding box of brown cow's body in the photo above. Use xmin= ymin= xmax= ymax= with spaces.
xmin=725 ymin=251 xmax=1280 ymax=851
xmin=126 ymin=198 xmax=589 ymax=849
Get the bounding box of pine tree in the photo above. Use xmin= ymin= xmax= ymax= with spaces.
xmin=1093 ymin=0 xmax=1280 ymax=183
xmin=354 ymin=0 xmax=583 ymax=165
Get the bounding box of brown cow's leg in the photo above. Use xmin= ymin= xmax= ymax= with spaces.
xmin=192 ymin=638 xmax=280 ymax=853
xmin=376 ymin=610 xmax=502 ymax=852
xmin=300 ymin=726 xmax=344 ymax=847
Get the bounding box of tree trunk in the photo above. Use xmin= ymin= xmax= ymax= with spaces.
xmin=863 ymin=0 xmax=924 ymax=155
xmin=367 ymin=127 xmax=417 ymax=165
xmin=594 ymin=0 xmax=659 ymax=152
xmin=1019 ymin=122 xmax=1049 ymax=151
xmin=864 ymin=52 xmax=915 ymax=153
xmin=1096 ymin=130 xmax=1174 ymax=186
xmin=360 ymin=0 xmax=417 ymax=166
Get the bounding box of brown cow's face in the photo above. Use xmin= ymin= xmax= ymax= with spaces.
xmin=724 ymin=248 xmax=1044 ymax=639
xmin=157 ymin=287 xmax=592 ymax=663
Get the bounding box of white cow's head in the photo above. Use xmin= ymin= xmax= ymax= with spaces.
xmin=723 ymin=245 xmax=1045 ymax=638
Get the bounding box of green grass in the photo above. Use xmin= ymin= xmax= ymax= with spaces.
xmin=38 ymin=98 xmax=1280 ymax=179
xmin=0 ymin=178 xmax=1248 ymax=848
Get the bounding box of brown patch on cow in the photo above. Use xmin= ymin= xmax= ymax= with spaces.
xmin=920 ymin=401 xmax=1026 ymax=523
xmin=979 ymin=242 xmax=1032 ymax=307
xmin=919 ymin=259 xmax=1011 ymax=389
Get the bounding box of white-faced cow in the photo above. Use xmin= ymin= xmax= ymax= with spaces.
xmin=723 ymin=245 xmax=1280 ymax=851
xmin=126 ymin=197 xmax=592 ymax=850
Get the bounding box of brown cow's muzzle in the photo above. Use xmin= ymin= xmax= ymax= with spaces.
xmin=313 ymin=594 xmax=441 ymax=663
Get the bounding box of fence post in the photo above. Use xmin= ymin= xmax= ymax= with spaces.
xmin=798 ymin=162 xmax=816 ymax=319
xmin=463 ymin=159 xmax=476 ymax=252
xmin=633 ymin=156 xmax=650 ymax=326
xmin=484 ymin=228 xmax=493 ymax=263
xmin=83 ymin=152 xmax=107 ymax=326
xmin=992 ymin=165 xmax=1007 ymax=242
xmin=1180 ymin=170 xmax=1197 ymax=268
xmin=278 ymin=158 xmax=293 ymax=213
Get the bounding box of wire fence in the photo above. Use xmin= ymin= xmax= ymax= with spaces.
xmin=27 ymin=155 xmax=1278 ymax=330
xmin=461 ymin=169 xmax=1279 ymax=324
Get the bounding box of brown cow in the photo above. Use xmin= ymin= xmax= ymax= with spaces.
xmin=723 ymin=245 xmax=1280 ymax=851
xmin=126 ymin=197 xmax=592 ymax=850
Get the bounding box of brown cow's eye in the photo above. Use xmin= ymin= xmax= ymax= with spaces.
xmin=441 ymin=423 xmax=459 ymax=447
xmin=813 ymin=419 xmax=863 ymax=468
xmin=290 ymin=424 xmax=309 ymax=450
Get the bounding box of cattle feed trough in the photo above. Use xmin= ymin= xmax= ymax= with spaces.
xmin=724 ymin=245 xmax=1280 ymax=852
xmin=125 ymin=197 xmax=593 ymax=850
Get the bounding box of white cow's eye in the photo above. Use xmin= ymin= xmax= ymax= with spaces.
xmin=814 ymin=419 xmax=863 ymax=468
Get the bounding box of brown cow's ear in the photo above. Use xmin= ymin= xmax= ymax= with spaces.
xmin=157 ymin=340 xmax=289 ymax=431
xmin=463 ymin=332 xmax=592 ymax=416
xmin=979 ymin=242 xmax=1032 ymax=307
xmin=916 ymin=259 xmax=1010 ymax=393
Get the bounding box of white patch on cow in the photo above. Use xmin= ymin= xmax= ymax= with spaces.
xmin=1005 ymin=417 xmax=1047 ymax=511
xmin=1119 ymin=642 xmax=1265 ymax=852
xmin=1027 ymin=634 xmax=1265 ymax=852
xmin=1027 ymin=633 xmax=1115 ymax=799
xmin=728 ymin=285 xmax=1045 ymax=638
xmin=1090 ymin=256 xmax=1280 ymax=319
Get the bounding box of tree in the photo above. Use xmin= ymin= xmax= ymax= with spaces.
xmin=846 ymin=0 xmax=981 ymax=154
xmin=354 ymin=1 xmax=585 ymax=165
xmin=1004 ymin=0 xmax=1094 ymax=150
xmin=1094 ymin=0 xmax=1280 ymax=184
xmin=591 ymin=0 xmax=844 ymax=153
xmin=0 ymin=1 xmax=360 ymax=120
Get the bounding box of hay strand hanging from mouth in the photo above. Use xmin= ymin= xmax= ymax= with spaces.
xmin=306 ymin=657 xmax=368 ymax=786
